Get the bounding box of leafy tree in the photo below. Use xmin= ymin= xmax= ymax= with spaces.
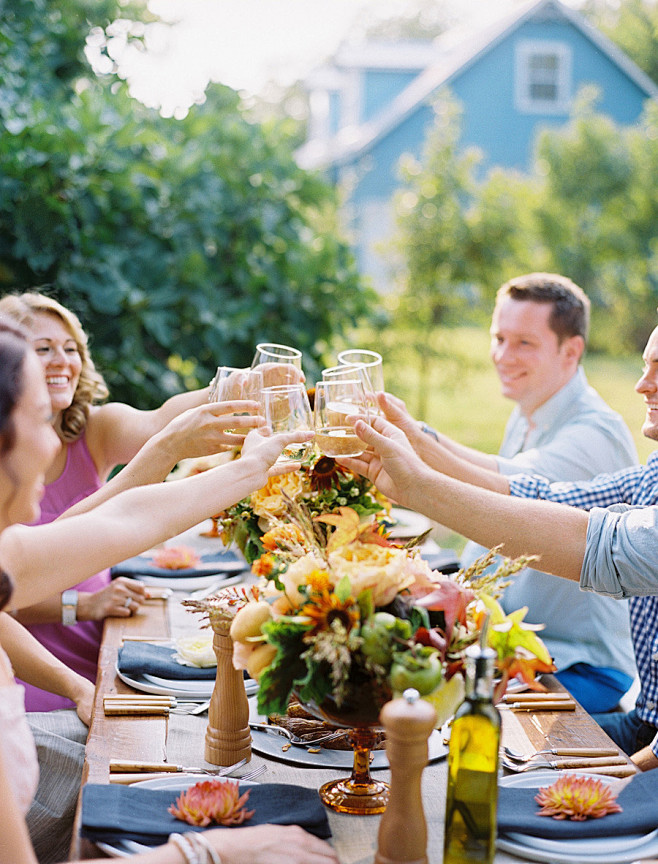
xmin=0 ymin=1 xmax=375 ymax=406
xmin=582 ymin=0 xmax=658 ymax=86
xmin=391 ymin=87 xmax=658 ymax=414
xmin=392 ymin=95 xmax=535 ymax=417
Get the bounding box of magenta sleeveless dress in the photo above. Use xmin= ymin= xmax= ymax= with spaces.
xmin=19 ymin=435 xmax=109 ymax=711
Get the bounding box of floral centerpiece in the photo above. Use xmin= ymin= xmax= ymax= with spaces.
xmin=228 ymin=501 xmax=555 ymax=724
xmin=218 ymin=452 xmax=390 ymax=567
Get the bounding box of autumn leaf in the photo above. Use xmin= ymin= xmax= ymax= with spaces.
xmin=478 ymin=594 xmax=556 ymax=692
xmin=411 ymin=579 xmax=476 ymax=644
xmin=316 ymin=507 xmax=361 ymax=551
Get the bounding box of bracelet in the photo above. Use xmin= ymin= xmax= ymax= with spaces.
xmin=170 ymin=832 xmax=223 ymax=864
xmin=189 ymin=833 xmax=223 ymax=864
xmin=170 ymin=832 xmax=202 ymax=864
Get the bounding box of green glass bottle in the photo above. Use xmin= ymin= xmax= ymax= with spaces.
xmin=444 ymin=644 xmax=500 ymax=864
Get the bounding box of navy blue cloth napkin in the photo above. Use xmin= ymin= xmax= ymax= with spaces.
xmin=117 ymin=641 xmax=216 ymax=680
xmin=81 ymin=782 xmax=331 ymax=845
xmin=498 ymin=770 xmax=658 ymax=839
xmin=111 ymin=549 xmax=247 ymax=579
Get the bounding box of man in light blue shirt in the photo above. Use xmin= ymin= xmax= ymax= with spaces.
xmin=422 ymin=273 xmax=638 ymax=711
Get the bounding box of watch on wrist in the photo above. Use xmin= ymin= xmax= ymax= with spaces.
xmin=61 ymin=589 xmax=78 ymax=626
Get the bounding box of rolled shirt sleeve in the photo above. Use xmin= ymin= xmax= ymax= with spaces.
xmin=581 ymin=505 xmax=658 ymax=599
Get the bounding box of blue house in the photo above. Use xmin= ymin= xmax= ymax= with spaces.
xmin=297 ymin=0 xmax=658 ymax=289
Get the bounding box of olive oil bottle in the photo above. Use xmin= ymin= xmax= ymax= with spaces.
xmin=443 ymin=643 xmax=500 ymax=864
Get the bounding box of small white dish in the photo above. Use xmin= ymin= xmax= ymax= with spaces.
xmin=388 ymin=507 xmax=432 ymax=539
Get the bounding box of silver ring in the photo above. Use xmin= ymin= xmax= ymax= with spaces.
xmin=123 ymin=597 xmax=132 ymax=609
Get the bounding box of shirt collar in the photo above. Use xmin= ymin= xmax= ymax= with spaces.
xmin=524 ymin=367 xmax=586 ymax=435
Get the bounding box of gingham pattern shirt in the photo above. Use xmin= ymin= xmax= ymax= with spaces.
xmin=511 ymin=450 xmax=658 ymax=755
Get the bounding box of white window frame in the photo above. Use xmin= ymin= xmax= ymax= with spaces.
xmin=515 ymin=39 xmax=572 ymax=114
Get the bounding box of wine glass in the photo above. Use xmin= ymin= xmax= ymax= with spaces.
xmin=337 ymin=349 xmax=384 ymax=395
xmin=208 ymin=366 xmax=264 ymax=434
xmin=323 ymin=363 xmax=379 ymax=416
xmin=314 ymin=379 xmax=368 ymax=458
xmin=261 ymin=383 xmax=314 ymax=463
xmin=251 ymin=343 xmax=304 ymax=386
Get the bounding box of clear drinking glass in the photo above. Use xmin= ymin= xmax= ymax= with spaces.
xmin=324 ymin=363 xmax=380 ymax=416
xmin=251 ymin=343 xmax=304 ymax=386
xmin=261 ymin=383 xmax=314 ymax=463
xmin=337 ymin=349 xmax=384 ymax=395
xmin=314 ymin=379 xmax=368 ymax=458
xmin=208 ymin=366 xmax=264 ymax=433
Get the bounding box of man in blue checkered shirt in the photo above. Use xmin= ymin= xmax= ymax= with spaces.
xmin=363 ymin=322 xmax=658 ymax=770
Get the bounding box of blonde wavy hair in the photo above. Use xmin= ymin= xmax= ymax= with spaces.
xmin=0 ymin=292 xmax=109 ymax=441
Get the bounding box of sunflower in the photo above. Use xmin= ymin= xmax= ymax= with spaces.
xmin=309 ymin=456 xmax=349 ymax=491
xmin=301 ymin=587 xmax=360 ymax=638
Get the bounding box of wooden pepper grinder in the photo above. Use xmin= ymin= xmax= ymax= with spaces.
xmin=374 ymin=688 xmax=437 ymax=864
xmin=204 ymin=609 xmax=251 ymax=766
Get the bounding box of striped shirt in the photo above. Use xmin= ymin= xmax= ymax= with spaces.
xmin=510 ymin=451 xmax=658 ymax=756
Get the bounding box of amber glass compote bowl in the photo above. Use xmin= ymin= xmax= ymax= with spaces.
xmin=298 ymin=674 xmax=392 ymax=815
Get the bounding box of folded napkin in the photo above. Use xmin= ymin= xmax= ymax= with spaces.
xmin=111 ymin=549 xmax=247 ymax=579
xmin=498 ymin=769 xmax=658 ymax=839
xmin=118 ymin=641 xmax=216 ymax=680
xmin=81 ymin=782 xmax=331 ymax=845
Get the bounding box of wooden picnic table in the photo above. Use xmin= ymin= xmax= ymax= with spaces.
xmin=70 ymin=573 xmax=635 ymax=863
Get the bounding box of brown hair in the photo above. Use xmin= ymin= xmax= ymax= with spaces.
xmin=0 ymin=292 xmax=109 ymax=441
xmin=495 ymin=273 xmax=590 ymax=344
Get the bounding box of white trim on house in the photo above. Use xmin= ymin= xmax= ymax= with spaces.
xmin=514 ymin=39 xmax=572 ymax=114
xmin=296 ymin=0 xmax=658 ymax=171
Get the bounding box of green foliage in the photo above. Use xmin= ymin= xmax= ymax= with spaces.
xmin=0 ymin=1 xmax=376 ymax=407
xmin=583 ymin=0 xmax=658 ymax=86
xmin=392 ymin=88 xmax=658 ymax=416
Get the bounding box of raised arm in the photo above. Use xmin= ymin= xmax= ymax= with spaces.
xmin=61 ymin=400 xmax=265 ymax=519
xmin=1 ymin=429 xmax=311 ymax=610
xmin=341 ymin=416 xmax=588 ymax=581
xmin=378 ymin=393 xmax=509 ymax=492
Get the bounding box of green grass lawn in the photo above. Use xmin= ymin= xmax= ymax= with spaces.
xmin=335 ymin=325 xmax=654 ymax=552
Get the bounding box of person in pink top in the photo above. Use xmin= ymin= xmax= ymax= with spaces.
xmin=0 ymin=291 xmax=265 ymax=710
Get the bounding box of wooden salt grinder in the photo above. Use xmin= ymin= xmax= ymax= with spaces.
xmin=204 ymin=612 xmax=251 ymax=765
xmin=374 ymin=688 xmax=437 ymax=864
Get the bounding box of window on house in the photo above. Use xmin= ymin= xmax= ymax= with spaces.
xmin=515 ymin=40 xmax=571 ymax=113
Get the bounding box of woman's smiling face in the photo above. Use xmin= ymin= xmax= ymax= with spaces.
xmin=30 ymin=312 xmax=82 ymax=419
xmin=1 ymin=350 xmax=60 ymax=527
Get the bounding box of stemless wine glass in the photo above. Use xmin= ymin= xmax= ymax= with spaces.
xmin=251 ymin=343 xmax=303 ymax=386
xmin=314 ymin=379 xmax=368 ymax=458
xmin=208 ymin=366 xmax=264 ymax=433
xmin=261 ymin=383 xmax=314 ymax=463
xmin=337 ymin=349 xmax=385 ymax=395
xmin=324 ymin=363 xmax=379 ymax=416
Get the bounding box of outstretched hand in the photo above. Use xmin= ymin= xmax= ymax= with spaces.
xmin=160 ymin=401 xmax=266 ymax=463
xmin=339 ymin=415 xmax=429 ymax=508
xmin=241 ymin=427 xmax=314 ymax=479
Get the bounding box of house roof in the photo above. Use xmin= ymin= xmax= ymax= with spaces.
xmin=296 ymin=0 xmax=658 ymax=171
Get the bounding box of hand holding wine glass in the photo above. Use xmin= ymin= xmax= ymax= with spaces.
xmin=261 ymin=383 xmax=314 ymax=463
xmin=314 ymin=379 xmax=369 ymax=458
xmin=209 ymin=366 xmax=264 ymax=434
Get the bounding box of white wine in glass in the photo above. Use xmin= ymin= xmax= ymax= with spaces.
xmin=314 ymin=379 xmax=368 ymax=458
xmin=262 ymin=383 xmax=314 ymax=463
